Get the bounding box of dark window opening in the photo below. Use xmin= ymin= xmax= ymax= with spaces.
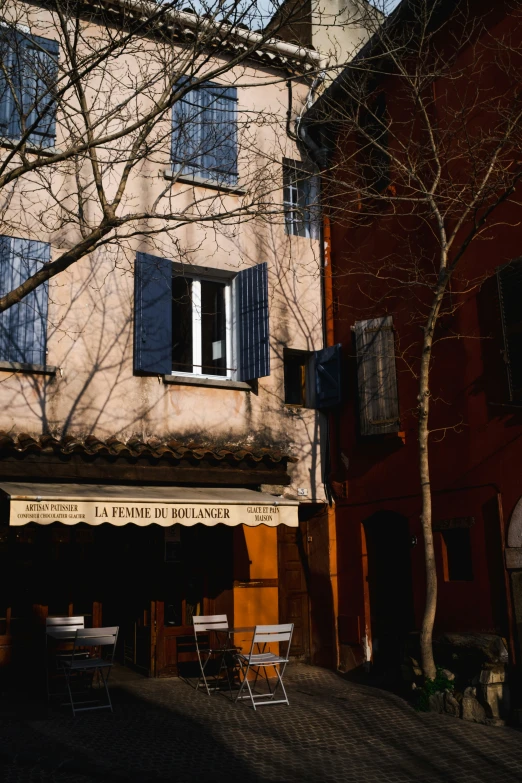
xmin=284 ymin=350 xmax=308 ymax=405
xmin=172 ymin=276 xmax=193 ymax=373
xmin=361 ymin=92 xmax=390 ymax=193
xmin=497 ymin=258 xmax=522 ymax=401
xmin=441 ymin=528 xmax=473 ymax=582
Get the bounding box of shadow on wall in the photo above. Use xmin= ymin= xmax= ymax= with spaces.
xmin=0 ymin=213 xmax=326 ymax=494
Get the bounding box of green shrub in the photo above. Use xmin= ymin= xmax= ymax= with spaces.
xmin=417 ymin=667 xmax=454 ymax=712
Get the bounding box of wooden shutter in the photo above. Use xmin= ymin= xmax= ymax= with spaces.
xmin=0 ymin=30 xmax=17 ymax=137
xmin=497 ymin=258 xmax=522 ymax=400
xmin=172 ymin=78 xmax=203 ymax=176
xmin=314 ymin=343 xmax=342 ymax=408
xmin=354 ymin=316 xmax=400 ymax=436
xmin=0 ymin=236 xmax=50 ymax=365
xmin=236 ymin=262 xmax=270 ymax=381
xmin=201 ymin=85 xmax=237 ymax=185
xmin=172 ymin=82 xmax=237 ymax=185
xmin=21 ymin=34 xmax=59 ymax=148
xmin=0 ymin=30 xmax=58 ymax=147
xmin=134 ymin=252 xmax=172 ymax=375
xmin=304 ymin=174 xmax=320 ymax=240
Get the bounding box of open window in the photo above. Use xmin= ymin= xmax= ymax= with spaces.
xmin=283 ymin=344 xmax=342 ymax=409
xmin=134 ymin=253 xmax=269 ymax=382
xmin=284 ymin=349 xmax=310 ymax=406
xmin=172 ymin=274 xmax=231 ymax=378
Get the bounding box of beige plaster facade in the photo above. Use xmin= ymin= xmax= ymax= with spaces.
xmin=0 ymin=1 xmax=327 ymax=502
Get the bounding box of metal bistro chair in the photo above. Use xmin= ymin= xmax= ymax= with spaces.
xmin=45 ymin=616 xmax=86 ymax=700
xmin=235 ymin=624 xmax=294 ymax=710
xmin=61 ymin=626 xmax=119 ymax=716
xmin=193 ymin=615 xmax=237 ymax=696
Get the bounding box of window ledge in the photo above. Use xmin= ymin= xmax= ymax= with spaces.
xmin=0 ymin=361 xmax=57 ymax=375
xmin=164 ymin=374 xmax=251 ymax=391
xmin=164 ymin=168 xmax=245 ymax=195
xmin=0 ymin=138 xmax=61 ymax=157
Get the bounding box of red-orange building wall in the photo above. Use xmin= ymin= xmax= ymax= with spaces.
xmin=327 ymin=1 xmax=520 ymax=671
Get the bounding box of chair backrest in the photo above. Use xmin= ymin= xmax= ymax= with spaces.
xmin=251 ymin=624 xmax=294 ymax=658
xmin=74 ymin=626 xmax=118 ymax=646
xmin=193 ymin=615 xmax=229 ymax=634
xmin=46 ymin=615 xmax=84 ymax=632
xmin=71 ymin=626 xmax=119 ymax=663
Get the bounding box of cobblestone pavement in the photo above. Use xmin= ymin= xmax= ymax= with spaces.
xmin=1 ymin=663 xmax=522 ymax=782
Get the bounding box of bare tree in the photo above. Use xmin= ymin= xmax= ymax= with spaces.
xmin=308 ymin=0 xmax=522 ymax=678
xmin=0 ymin=0 xmax=329 ymax=313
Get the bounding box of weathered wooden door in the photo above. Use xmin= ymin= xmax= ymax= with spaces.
xmin=277 ymin=524 xmax=310 ymax=659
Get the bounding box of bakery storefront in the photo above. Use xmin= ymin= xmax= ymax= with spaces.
xmin=0 ymin=435 xmax=299 ymax=678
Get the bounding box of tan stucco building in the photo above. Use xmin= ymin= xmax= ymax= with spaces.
xmin=0 ymin=0 xmax=352 ymax=677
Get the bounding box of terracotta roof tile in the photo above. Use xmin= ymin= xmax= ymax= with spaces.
xmin=0 ymin=432 xmax=297 ymax=464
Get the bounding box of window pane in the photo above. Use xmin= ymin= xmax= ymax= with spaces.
xmin=283 ymin=162 xmax=319 ymax=239
xmin=172 ymin=276 xmax=193 ymax=373
xmin=200 ymin=280 xmax=227 ymax=376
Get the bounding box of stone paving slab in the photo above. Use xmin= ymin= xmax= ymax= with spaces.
xmin=0 ymin=664 xmax=522 ymax=782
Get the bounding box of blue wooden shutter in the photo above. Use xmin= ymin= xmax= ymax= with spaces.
xmin=0 ymin=236 xmax=50 ymax=365
xmin=0 ymin=30 xmax=17 ymax=137
xmin=315 ymin=343 xmax=342 ymax=408
xmin=0 ymin=30 xmax=58 ymax=147
xmin=21 ymin=34 xmax=59 ymax=147
xmin=236 ymin=262 xmax=269 ymax=381
xmin=134 ymin=252 xmax=172 ymax=374
xmin=201 ymin=85 xmax=237 ymax=185
xmin=354 ymin=316 xmax=400 ymax=435
xmin=305 ymin=175 xmax=320 ymax=240
xmin=172 ymin=79 xmax=204 ymax=177
xmin=172 ymin=81 xmax=237 ymax=185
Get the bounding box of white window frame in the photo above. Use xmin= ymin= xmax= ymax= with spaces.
xmin=172 ymin=273 xmax=234 ymax=381
xmin=283 ymin=160 xmax=319 ymax=240
xmin=284 ymin=177 xmax=301 ymax=236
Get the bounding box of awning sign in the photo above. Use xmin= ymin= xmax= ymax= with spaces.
xmin=1 ymin=483 xmax=299 ymax=528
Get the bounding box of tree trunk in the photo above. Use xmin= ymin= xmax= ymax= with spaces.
xmin=418 ymin=367 xmax=437 ymax=680
xmin=418 ymin=279 xmax=447 ymax=681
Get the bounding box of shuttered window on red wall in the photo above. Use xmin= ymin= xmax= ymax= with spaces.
xmin=354 ymin=315 xmax=400 ymax=436
xmin=497 ymin=258 xmax=522 ymax=402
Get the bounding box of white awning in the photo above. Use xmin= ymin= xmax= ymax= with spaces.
xmin=0 ymin=482 xmax=299 ymax=528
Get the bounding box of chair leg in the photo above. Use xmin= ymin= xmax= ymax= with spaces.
xmin=99 ymin=667 xmax=113 ymax=712
xmin=217 ymin=650 xmax=233 ymax=696
xmin=235 ymin=659 xmax=257 ymax=710
xmin=63 ymin=668 xmax=76 ymax=717
xmin=196 ymin=650 xmax=210 ymax=695
xmin=274 ymin=664 xmax=290 ymax=706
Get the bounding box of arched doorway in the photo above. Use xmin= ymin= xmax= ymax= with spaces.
xmin=363 ymin=511 xmax=415 ymax=677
